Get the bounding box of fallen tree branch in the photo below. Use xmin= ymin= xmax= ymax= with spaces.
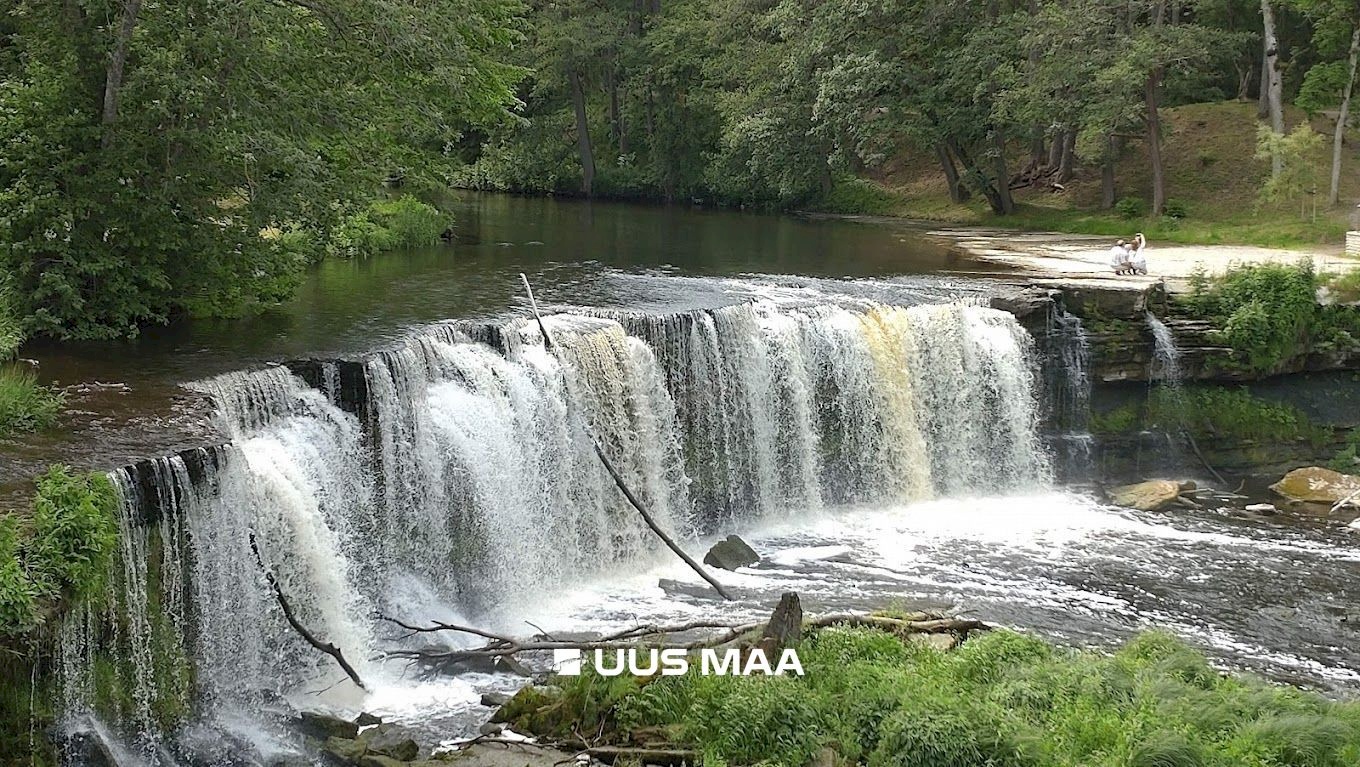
xmin=519 ymin=273 xmax=732 ymax=601
xmin=249 ymin=533 xmax=367 ymax=690
xmin=380 ymin=607 xmax=988 ymax=674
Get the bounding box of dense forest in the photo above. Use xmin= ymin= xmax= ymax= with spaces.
xmin=1 ymin=0 xmax=1358 ymax=344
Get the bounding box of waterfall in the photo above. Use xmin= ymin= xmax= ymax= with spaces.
xmin=59 ymin=298 xmax=1053 ymax=762
xmin=1143 ymin=312 xmax=1189 ymax=473
xmin=1042 ymin=306 xmax=1094 ymax=479
xmin=1146 ymin=312 xmax=1183 ymax=386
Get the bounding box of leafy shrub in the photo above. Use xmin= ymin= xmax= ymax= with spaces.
xmin=0 ymin=466 xmax=119 ymax=638
xmin=1162 ymin=199 xmax=1189 ymax=219
xmin=1178 ymin=261 xmax=1336 ymax=374
xmin=0 ymin=365 xmax=63 ymax=437
xmin=0 ymin=277 xmax=23 ymax=361
xmin=1115 ymin=196 xmax=1146 ymax=220
xmin=602 ymin=628 xmax=1360 ymax=767
xmin=327 ymin=196 xmax=446 ymax=258
xmin=1142 ymin=386 xmax=1329 ymax=446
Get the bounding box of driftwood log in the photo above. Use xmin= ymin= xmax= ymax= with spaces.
xmin=381 ymin=591 xmax=987 ymax=676
xmin=249 ymin=533 xmax=367 ymax=690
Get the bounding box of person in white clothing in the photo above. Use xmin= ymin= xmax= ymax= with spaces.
xmin=1109 ymin=239 xmax=1131 ymax=274
xmin=1129 ymin=233 xmax=1148 ymax=275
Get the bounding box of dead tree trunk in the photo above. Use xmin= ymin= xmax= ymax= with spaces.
xmin=519 ymin=274 xmax=732 ymax=601
xmin=249 ymin=534 xmax=366 ymax=690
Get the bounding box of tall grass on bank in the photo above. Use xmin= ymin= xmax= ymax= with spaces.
xmin=540 ymin=629 xmax=1360 ymax=767
xmin=0 ymin=366 xmax=62 ymax=438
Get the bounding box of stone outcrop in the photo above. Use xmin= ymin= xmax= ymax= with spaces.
xmin=703 ymin=535 xmax=760 ymax=570
xmin=1270 ymin=467 xmax=1360 ymax=505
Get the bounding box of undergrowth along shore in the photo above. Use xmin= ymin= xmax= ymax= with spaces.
xmin=504 ymin=626 xmax=1360 ymax=767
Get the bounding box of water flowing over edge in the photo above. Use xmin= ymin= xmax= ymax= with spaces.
xmin=56 ymin=298 xmax=1055 ymax=764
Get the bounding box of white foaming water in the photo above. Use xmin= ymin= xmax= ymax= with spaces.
xmin=1146 ymin=311 xmax=1183 ymax=384
xmin=65 ymin=296 xmax=1360 ymax=764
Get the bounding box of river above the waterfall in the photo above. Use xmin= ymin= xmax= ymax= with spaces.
xmin=3 ymin=193 xmax=999 ymax=495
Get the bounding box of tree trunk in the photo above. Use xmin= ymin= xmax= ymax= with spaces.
xmin=569 ymin=69 xmax=595 ymax=197
xmin=1146 ymin=69 xmax=1167 ymax=216
xmin=1058 ymin=129 xmax=1076 ymax=182
xmin=101 ymin=0 xmax=144 ymax=147
xmin=1261 ymin=0 xmax=1285 ymax=177
xmin=1257 ymin=51 xmax=1271 ymax=118
xmin=607 ymin=68 xmax=623 ymax=151
xmin=992 ymin=129 xmax=1016 ymax=215
xmin=936 ymin=144 xmax=968 ymax=202
xmin=1101 ymin=143 xmax=1117 ymax=210
xmin=1330 ymin=26 xmax=1360 ymax=207
xmin=1047 ymin=130 xmax=1063 ymax=170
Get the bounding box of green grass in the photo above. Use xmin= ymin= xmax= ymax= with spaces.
xmin=0 ymin=365 xmax=62 ymax=438
xmin=529 ymin=628 xmax=1360 ymax=767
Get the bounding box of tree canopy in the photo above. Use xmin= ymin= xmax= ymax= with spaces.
xmin=0 ymin=0 xmax=524 ymax=339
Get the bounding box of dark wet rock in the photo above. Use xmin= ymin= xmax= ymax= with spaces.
xmin=989 ymin=287 xmax=1056 ymax=320
xmin=64 ymin=730 xmax=119 ymax=767
xmin=480 ymin=692 xmax=512 ymax=707
xmin=355 ymin=712 xmax=383 ymax=727
xmin=704 ymin=534 xmax=759 ymax=570
xmin=299 ymin=711 xmax=361 ymax=740
xmin=323 ymin=736 xmax=367 ymax=764
xmin=478 ymin=722 xmax=505 ymax=736
xmin=365 ymin=726 xmax=420 ymax=761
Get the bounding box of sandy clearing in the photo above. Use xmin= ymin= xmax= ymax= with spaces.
xmin=927 ymin=227 xmax=1358 ymax=289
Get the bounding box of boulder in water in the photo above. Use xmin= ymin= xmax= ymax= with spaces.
xmin=364 ymin=726 xmax=420 ymax=761
xmin=1270 ymin=467 xmax=1360 ymax=505
xmin=299 ymin=711 xmax=361 ymax=740
xmin=1108 ymin=480 xmax=1182 ymax=511
xmin=704 ymin=535 xmax=759 ymax=571
xmin=355 ymin=712 xmax=383 ymax=727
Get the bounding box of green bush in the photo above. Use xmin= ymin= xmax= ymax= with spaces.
xmin=0 ymin=277 xmax=23 ymax=361
xmin=1115 ymin=197 xmax=1146 ymax=220
xmin=1179 ymin=261 xmax=1336 ymax=374
xmin=327 ymin=196 xmax=446 ymax=258
xmin=1163 ymin=199 xmax=1189 ymax=220
xmin=0 ymin=466 xmax=119 ymax=639
xmin=1139 ymin=386 xmax=1328 ymax=446
xmin=0 ymin=365 xmax=63 ymax=437
xmin=815 ymin=178 xmax=900 ymax=215
xmin=601 ymin=628 xmax=1360 ymax=767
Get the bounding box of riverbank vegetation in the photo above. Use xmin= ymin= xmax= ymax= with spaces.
xmin=0 ymin=1 xmax=522 ymax=342
xmin=1092 ymin=386 xmax=1332 ymax=448
xmin=0 ymin=465 xmax=119 ymax=641
xmin=500 ymin=627 xmax=1360 ymax=767
xmin=459 ymin=1 xmax=1360 ymax=247
xmin=1177 ymin=261 xmax=1360 ymax=374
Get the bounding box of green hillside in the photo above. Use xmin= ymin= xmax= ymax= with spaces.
xmin=843 ymin=102 xmax=1360 ymax=249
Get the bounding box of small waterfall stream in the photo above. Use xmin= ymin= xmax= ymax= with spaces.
xmin=1043 ymin=306 xmax=1094 ymax=479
